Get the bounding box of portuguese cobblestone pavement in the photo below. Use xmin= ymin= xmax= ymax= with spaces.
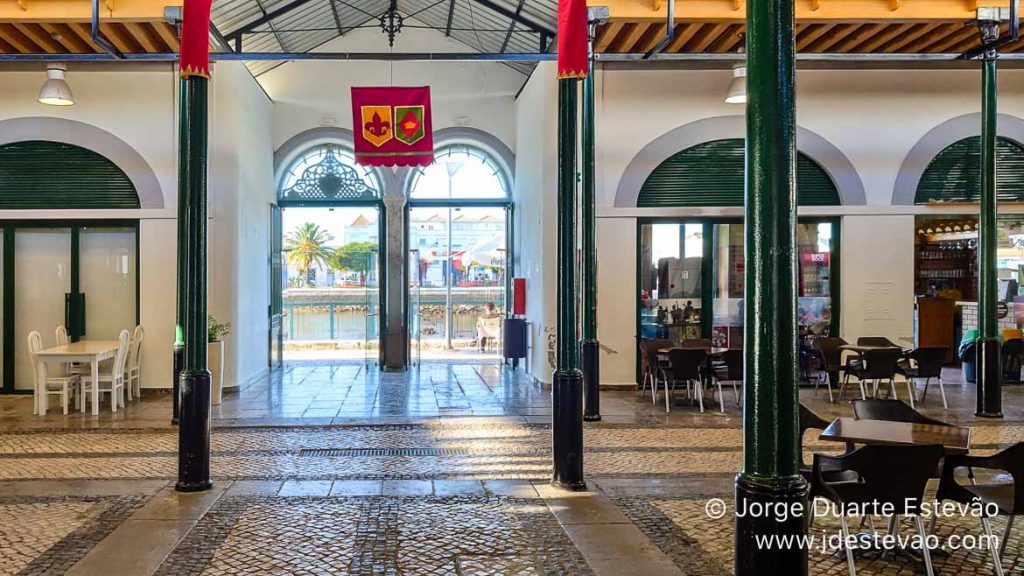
xmin=155 ymin=495 xmax=590 ymax=576
xmin=2 ymin=366 xmax=1024 ymax=575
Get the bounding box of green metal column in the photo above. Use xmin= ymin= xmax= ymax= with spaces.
xmin=734 ymin=0 xmax=808 ymax=572
xmin=977 ymin=42 xmax=1003 ymax=418
xmin=552 ymin=77 xmax=585 ymax=490
xmin=176 ymin=75 xmax=213 ymax=492
xmin=172 ymin=79 xmax=188 ymax=425
xmin=581 ymin=27 xmax=601 ymax=422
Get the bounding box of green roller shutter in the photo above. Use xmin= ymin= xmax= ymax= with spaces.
xmin=915 ymin=136 xmax=1024 ymax=204
xmin=638 ymin=138 xmax=840 ymax=207
xmin=0 ymin=140 xmax=139 ymax=209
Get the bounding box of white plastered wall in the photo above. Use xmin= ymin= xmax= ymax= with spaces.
xmin=567 ymin=66 xmax=1024 ymax=385
xmin=0 ymin=63 xmax=273 ymax=392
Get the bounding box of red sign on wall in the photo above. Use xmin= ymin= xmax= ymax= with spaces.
xmin=513 ymin=278 xmax=527 ymax=316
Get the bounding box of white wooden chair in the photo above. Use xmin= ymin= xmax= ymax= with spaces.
xmin=55 ymin=325 xmax=69 ymax=345
xmin=125 ymin=325 xmax=144 ymax=401
xmin=80 ymin=329 xmax=129 ymax=413
xmin=27 ymin=331 xmax=79 ymax=415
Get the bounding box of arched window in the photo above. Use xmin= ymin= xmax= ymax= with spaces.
xmin=0 ymin=140 xmax=139 ymax=209
xmin=637 ymin=138 xmax=840 ymax=207
xmin=408 ymin=145 xmax=509 ymax=200
xmin=915 ymin=136 xmax=1024 ymax=204
xmin=279 ymin=145 xmax=380 ymax=203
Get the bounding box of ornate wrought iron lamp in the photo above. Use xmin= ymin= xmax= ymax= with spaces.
xmin=379 ymin=0 xmax=404 ymax=47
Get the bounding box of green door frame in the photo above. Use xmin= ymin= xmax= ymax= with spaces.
xmin=634 ymin=216 xmax=840 ymax=384
xmin=0 ymin=219 xmax=141 ymax=394
xmin=404 ymin=199 xmax=514 ymax=364
xmin=276 ymin=199 xmax=387 ymax=368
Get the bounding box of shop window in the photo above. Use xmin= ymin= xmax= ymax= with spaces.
xmin=639 ymin=220 xmax=836 ymax=348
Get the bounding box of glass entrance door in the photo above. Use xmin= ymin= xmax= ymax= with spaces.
xmin=280 ymin=206 xmax=382 ymax=363
xmin=408 ymin=248 xmax=422 ymax=367
xmin=363 ymin=248 xmax=380 ymax=367
xmin=407 ymin=206 xmax=508 ymax=362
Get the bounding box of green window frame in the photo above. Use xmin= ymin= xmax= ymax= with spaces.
xmin=638 ymin=139 xmax=840 ymax=208
xmin=0 ymin=141 xmax=140 ymax=210
xmin=915 ymin=136 xmax=1024 ymax=204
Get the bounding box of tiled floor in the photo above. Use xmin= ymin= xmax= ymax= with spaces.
xmin=1 ymin=361 xmax=1024 ymax=575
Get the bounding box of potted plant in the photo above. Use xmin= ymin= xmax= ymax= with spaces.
xmin=208 ymin=315 xmax=231 ymax=405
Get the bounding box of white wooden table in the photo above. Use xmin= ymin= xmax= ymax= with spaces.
xmin=34 ymin=341 xmax=119 ymax=416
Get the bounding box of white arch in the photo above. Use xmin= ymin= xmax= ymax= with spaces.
xmin=614 ymin=115 xmax=866 ymax=207
xmin=0 ymin=116 xmax=163 ymax=209
xmin=892 ymin=113 xmax=1024 ymax=205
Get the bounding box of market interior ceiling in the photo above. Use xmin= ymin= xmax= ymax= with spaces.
xmin=0 ymin=0 xmax=1022 ymax=76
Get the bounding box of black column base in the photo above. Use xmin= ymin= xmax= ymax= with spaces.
xmin=582 ymin=340 xmax=601 ymax=422
xmin=735 ymin=474 xmax=809 ymax=576
xmin=171 ymin=344 xmax=184 ymax=425
xmin=552 ymin=369 xmax=586 ymax=491
xmin=976 ymin=337 xmax=1003 ymax=418
xmin=176 ymin=369 xmax=213 ymax=493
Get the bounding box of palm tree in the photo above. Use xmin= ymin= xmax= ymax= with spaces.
xmin=284 ymin=222 xmax=334 ymax=286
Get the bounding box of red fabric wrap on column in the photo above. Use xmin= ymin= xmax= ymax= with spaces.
xmin=557 ymin=0 xmax=588 ymax=79
xmin=180 ymin=0 xmax=213 ymax=79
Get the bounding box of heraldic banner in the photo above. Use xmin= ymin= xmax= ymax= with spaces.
xmin=351 ymin=86 xmax=434 ymax=167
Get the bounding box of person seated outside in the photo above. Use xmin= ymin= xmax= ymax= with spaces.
xmin=476 ymin=302 xmax=502 ymax=352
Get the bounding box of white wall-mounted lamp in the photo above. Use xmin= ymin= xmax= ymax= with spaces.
xmin=38 ymin=63 xmax=74 ymax=106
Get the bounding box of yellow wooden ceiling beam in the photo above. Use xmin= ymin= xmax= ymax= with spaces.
xmin=0 ymin=0 xmax=176 ymax=22
xmin=593 ymin=0 xmax=1010 ymax=23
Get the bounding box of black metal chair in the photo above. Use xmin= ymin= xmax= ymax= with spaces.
xmin=937 ymin=442 xmax=1024 ymax=576
xmin=842 ymin=347 xmax=901 ymax=401
xmin=639 ymin=339 xmax=672 ymax=405
xmin=800 ymin=405 xmax=857 ymax=505
xmin=712 ymin=349 xmax=742 ymax=413
xmin=667 ymin=348 xmax=706 ymax=413
xmin=815 ymin=444 xmax=944 ymax=576
xmin=1002 ymin=338 xmax=1024 ymax=384
xmin=813 ymin=336 xmax=848 ymax=403
xmin=896 ymin=347 xmax=948 ymax=409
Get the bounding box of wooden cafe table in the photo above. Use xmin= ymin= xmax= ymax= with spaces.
xmin=34 ymin=340 xmax=120 ymax=416
xmin=819 ymin=417 xmax=971 ymax=455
